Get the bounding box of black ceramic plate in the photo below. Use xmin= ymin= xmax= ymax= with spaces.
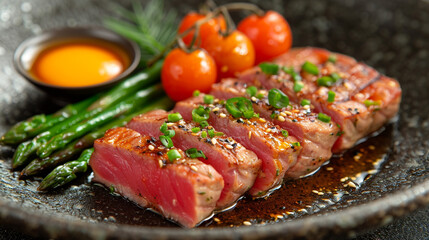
xmin=0 ymin=0 xmax=428 ymax=239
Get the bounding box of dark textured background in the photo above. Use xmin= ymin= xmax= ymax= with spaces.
xmin=0 ymin=0 xmax=428 ymax=239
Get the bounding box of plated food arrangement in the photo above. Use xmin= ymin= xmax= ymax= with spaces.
xmin=0 ymin=0 xmax=403 ymax=230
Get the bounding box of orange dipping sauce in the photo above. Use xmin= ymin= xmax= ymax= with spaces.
xmin=30 ymin=40 xmax=130 ymax=87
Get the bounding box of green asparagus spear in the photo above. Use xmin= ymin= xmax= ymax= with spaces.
xmin=21 ymin=96 xmax=173 ymax=178
xmin=86 ymin=60 xmax=163 ymax=111
xmin=38 ymin=148 xmax=95 ymax=191
xmin=37 ymin=84 xmax=163 ymax=158
xmin=2 ymin=60 xmax=162 ymax=145
xmin=1 ymin=95 xmax=99 ymax=145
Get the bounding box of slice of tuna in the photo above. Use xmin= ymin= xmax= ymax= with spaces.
xmin=127 ymin=110 xmax=261 ymax=208
xmin=89 ymin=127 xmax=224 ymax=228
xmin=211 ymin=79 xmax=340 ymax=178
xmin=174 ymin=95 xmax=302 ymax=197
xmin=238 ymin=47 xmax=401 ymax=152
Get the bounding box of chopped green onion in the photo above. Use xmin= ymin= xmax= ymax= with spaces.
xmin=208 ymin=129 xmax=215 ymax=138
xmin=317 ymin=76 xmax=334 ymax=87
xmin=282 ymin=67 xmax=302 ymax=82
xmin=302 ymin=61 xmax=319 ymax=75
xmin=192 ymin=106 xmax=210 ymax=123
xmin=225 ymin=97 xmax=254 ymax=119
xmin=185 ymin=148 xmax=207 ymax=159
xmin=203 ymin=94 xmax=214 ymax=104
xmin=215 ymin=132 xmax=224 ymax=136
xmin=168 ymin=113 xmax=182 ymax=122
xmin=246 ymin=86 xmax=258 ymax=97
xmin=331 ymin=72 xmax=341 ymax=82
xmin=191 ymin=127 xmax=201 ymax=133
xmin=327 ymin=91 xmax=336 ymax=103
xmin=193 ymin=90 xmax=200 ymax=97
xmin=328 ymin=54 xmax=337 ymax=63
xmin=160 ymin=135 xmax=173 ymax=148
xmin=270 ymin=112 xmax=278 ymax=119
xmin=256 ymin=93 xmax=265 ymax=99
xmin=268 ymin=89 xmax=289 ymax=109
xmin=253 ymin=112 xmax=260 ymax=118
xmin=259 ymin=62 xmax=279 ymax=75
xmin=200 ymin=120 xmax=209 ymax=128
xmin=201 ymin=131 xmax=207 ymax=138
xmin=293 ymin=81 xmax=304 ymax=92
xmin=281 ymin=130 xmax=289 ymax=138
xmin=301 ymin=99 xmax=311 ymax=106
xmin=167 ymin=149 xmax=181 ymax=162
xmin=160 ymin=122 xmax=168 ymax=133
xmin=291 ymin=142 xmax=301 ymax=147
xmin=317 ymin=113 xmax=331 ymax=123
xmin=363 ymin=100 xmax=381 ymax=107
xmin=160 ymin=122 xmax=175 ymax=137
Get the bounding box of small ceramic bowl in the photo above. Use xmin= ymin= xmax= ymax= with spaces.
xmin=13 ymin=26 xmax=141 ymax=99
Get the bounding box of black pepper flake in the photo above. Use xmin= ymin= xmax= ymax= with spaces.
xmin=156 ymin=151 xmax=163 ymax=156
xmin=205 ymin=138 xmax=212 ymax=144
xmin=178 ymin=125 xmax=185 ymax=128
xmin=150 ymin=137 xmax=157 ymax=143
xmin=232 ymin=143 xmax=238 ymax=148
xmin=292 ymin=119 xmax=298 ymax=122
xmin=236 ymin=119 xmax=244 ymax=124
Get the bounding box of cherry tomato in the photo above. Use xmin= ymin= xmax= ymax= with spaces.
xmin=237 ymin=10 xmax=292 ymax=64
xmin=161 ymin=48 xmax=217 ymax=101
xmin=203 ymin=30 xmax=255 ymax=80
xmin=178 ymin=12 xmax=226 ymax=47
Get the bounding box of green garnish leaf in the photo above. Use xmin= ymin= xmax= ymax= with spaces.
xmin=167 ymin=149 xmax=181 ymax=162
xmin=246 ymin=86 xmax=258 ymax=97
xmin=185 ymin=148 xmax=207 ymax=159
xmin=200 ymin=120 xmax=209 ymax=128
xmin=167 ymin=113 xmax=182 ymax=122
xmin=203 ymin=94 xmax=214 ymax=104
xmin=302 ymin=61 xmax=319 ymax=75
xmin=268 ymin=89 xmax=289 ymax=109
xmin=201 ymin=131 xmax=207 ymax=138
xmin=208 ymin=129 xmax=215 ymax=138
xmin=317 ymin=113 xmax=331 ymax=123
xmin=259 ymin=62 xmax=280 ymax=75
xmin=191 ymin=127 xmax=200 ymax=133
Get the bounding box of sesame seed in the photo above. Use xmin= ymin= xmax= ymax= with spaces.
xmin=214 ymin=218 xmax=221 ymax=223
xmin=348 ymin=181 xmax=357 ymax=188
xmin=326 ymin=167 xmax=333 ymax=171
xmin=259 ymin=118 xmax=266 ymax=123
xmin=212 ymin=107 xmax=220 ymax=112
xmin=286 ymin=211 xmax=294 ymax=215
xmin=276 ymin=214 xmax=284 ymax=219
xmin=369 ymin=145 xmax=375 ymax=150
xmin=266 ymin=128 xmax=271 ymax=133
xmin=344 ymin=82 xmax=352 ymax=90
xmin=166 ymin=122 xmax=175 ymax=127
xmin=158 ymin=160 xmax=163 ymax=168
xmin=284 ymin=111 xmax=293 ymax=115
xmin=279 ymin=112 xmax=287 ymax=117
xmin=148 ymin=145 xmax=155 ymax=151
xmin=211 ymin=138 xmax=217 ymax=145
xmin=243 ymin=221 xmax=252 ymax=226
xmin=259 ymin=90 xmax=267 ymax=95
xmin=251 ymin=96 xmax=258 ymax=102
xmin=368 ymin=169 xmax=377 ymax=174
xmin=225 ymin=144 xmax=234 ymax=149
xmin=248 ymin=131 xmax=252 ymax=139
xmin=278 ymin=116 xmax=286 ymax=122
xmin=208 ymin=104 xmax=215 ymax=108
xmin=219 ymin=113 xmax=227 ymax=118
xmin=303 ymin=105 xmax=310 ymax=110
xmin=340 ymin=177 xmax=349 ymax=182
xmin=190 ymin=165 xmax=198 ymax=172
xmin=292 ymin=109 xmax=300 ymax=113
xmin=318 ymin=192 xmax=324 ymax=196
xmin=312 ymin=190 xmax=319 ymax=194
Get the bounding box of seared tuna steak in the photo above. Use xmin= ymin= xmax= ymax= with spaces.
xmin=238 ymin=47 xmax=401 ymax=152
xmin=127 ymin=110 xmax=261 ymax=208
xmin=174 ymin=95 xmax=302 ymax=196
xmin=90 ymin=127 xmax=224 ymax=228
xmin=211 ymin=79 xmax=340 ymax=178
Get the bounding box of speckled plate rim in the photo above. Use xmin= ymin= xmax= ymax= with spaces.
xmin=1 ymin=179 xmax=428 ymax=239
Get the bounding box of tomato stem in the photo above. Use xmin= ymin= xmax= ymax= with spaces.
xmin=218 ymin=6 xmax=235 ymax=37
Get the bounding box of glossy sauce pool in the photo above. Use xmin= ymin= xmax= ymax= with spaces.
xmin=29 ymin=39 xmax=130 ymax=87
xmin=86 ymin=123 xmax=395 ymax=228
